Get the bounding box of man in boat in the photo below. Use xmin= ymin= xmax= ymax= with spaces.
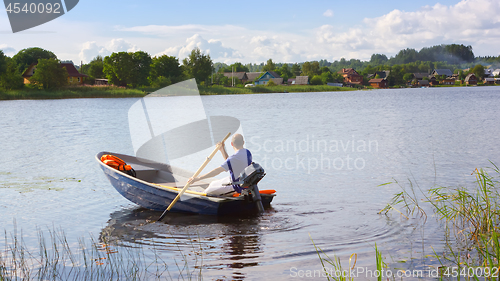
xmin=188 ymin=133 xmax=252 ymax=196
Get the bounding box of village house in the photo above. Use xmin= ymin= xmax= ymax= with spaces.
xmin=254 ymin=71 xmax=282 ymax=85
xmin=484 ymin=78 xmax=495 ymax=85
xmin=465 ymin=73 xmax=478 ymax=85
xmin=223 ymin=72 xmax=248 ymax=83
xmin=293 ymin=76 xmax=309 ymax=85
xmin=484 ymin=69 xmax=494 ymax=78
xmin=418 ymin=80 xmax=430 ymax=87
xmin=430 ymin=76 xmax=439 ymax=86
xmin=338 ymin=68 xmax=363 ymax=85
xmin=22 ymin=62 xmax=88 ymax=85
xmin=431 ymin=69 xmax=453 ymax=77
xmin=441 ymin=77 xmax=456 ymax=85
xmin=367 ymin=71 xmax=390 ymax=80
xmin=368 ymin=78 xmax=388 ymax=89
xmin=245 ymin=72 xmax=264 ymax=84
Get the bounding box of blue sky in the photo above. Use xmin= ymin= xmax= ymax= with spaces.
xmin=1 ymin=0 xmax=499 ymax=64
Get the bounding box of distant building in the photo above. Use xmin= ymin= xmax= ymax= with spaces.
xmin=484 ymin=69 xmax=494 ymax=78
xmin=338 ymin=68 xmax=363 ymax=85
xmin=431 ymin=69 xmax=453 ymax=77
xmin=430 ymin=76 xmax=439 ymax=86
xmin=368 ymin=78 xmax=388 ymax=88
xmin=95 ymin=78 xmax=109 ymax=86
xmin=294 ymin=76 xmax=309 ymax=85
xmin=418 ymin=80 xmax=430 ymax=87
xmin=465 ymin=73 xmax=478 ymax=85
xmin=223 ymin=72 xmax=248 ymax=82
xmin=254 ymin=71 xmax=282 ymax=85
xmin=484 ymin=78 xmax=495 ymax=85
xmin=327 ymin=82 xmax=343 ymax=87
xmin=245 ymin=72 xmax=264 ymax=83
xmin=22 ymin=62 xmax=88 ymax=85
xmin=441 ymin=77 xmax=455 ymax=85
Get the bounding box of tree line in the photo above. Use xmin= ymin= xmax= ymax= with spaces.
xmin=0 ymin=43 xmax=499 ymax=90
xmin=0 ymin=47 xmax=214 ymax=90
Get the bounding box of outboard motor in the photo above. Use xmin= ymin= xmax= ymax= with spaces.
xmin=233 ymin=162 xmax=266 ymax=213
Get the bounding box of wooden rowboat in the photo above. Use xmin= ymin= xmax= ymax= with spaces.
xmin=96 ymin=152 xmax=275 ymax=215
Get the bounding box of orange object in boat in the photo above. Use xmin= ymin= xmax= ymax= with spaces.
xmin=232 ymin=189 xmax=276 ymax=197
xmin=259 ymin=189 xmax=276 ymax=194
xmin=101 ymin=155 xmax=134 ymax=174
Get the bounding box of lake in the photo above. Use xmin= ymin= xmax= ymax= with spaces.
xmin=1 ymin=86 xmax=499 ymax=280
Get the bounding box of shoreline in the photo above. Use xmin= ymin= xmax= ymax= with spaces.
xmin=0 ymin=84 xmax=496 ymax=100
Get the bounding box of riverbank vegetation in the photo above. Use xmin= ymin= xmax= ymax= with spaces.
xmin=0 ymin=227 xmax=202 ymax=280
xmin=313 ymin=164 xmax=500 ymax=280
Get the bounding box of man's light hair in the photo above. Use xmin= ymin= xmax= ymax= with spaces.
xmin=232 ymin=134 xmax=244 ymax=148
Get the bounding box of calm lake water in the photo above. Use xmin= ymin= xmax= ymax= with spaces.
xmin=1 ymin=86 xmax=500 ymax=280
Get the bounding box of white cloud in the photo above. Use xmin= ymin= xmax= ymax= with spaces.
xmin=79 ymin=39 xmax=138 ymax=63
xmin=316 ymin=0 xmax=500 ymax=60
xmin=156 ymin=34 xmax=241 ymax=63
xmin=0 ymin=44 xmax=16 ymax=56
xmin=323 ymin=9 xmax=334 ymax=17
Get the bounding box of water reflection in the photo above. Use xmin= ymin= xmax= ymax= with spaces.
xmin=100 ymin=207 xmax=274 ymax=279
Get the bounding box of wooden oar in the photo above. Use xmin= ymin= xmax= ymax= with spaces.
xmin=157 ymin=132 xmax=231 ymax=221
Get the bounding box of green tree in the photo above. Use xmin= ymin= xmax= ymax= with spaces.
xmin=301 ymin=61 xmax=320 ymax=77
xmin=278 ymin=64 xmax=292 ymax=81
xmin=471 ymin=64 xmax=485 ymax=80
xmin=85 ymin=56 xmax=104 ymax=84
xmin=182 ymin=48 xmax=213 ymax=84
xmin=13 ymin=47 xmax=57 ymax=74
xmin=370 ymin=54 xmax=388 ymax=65
xmin=403 ymin=73 xmax=413 ymax=83
xmin=310 ymin=75 xmax=323 ymax=85
xmin=320 ymin=72 xmax=334 ymax=84
xmin=103 ymin=52 xmax=134 ymax=86
xmin=0 ymin=50 xmax=6 ymax=75
xmin=332 ymin=72 xmax=344 ymax=83
xmin=262 ymin=59 xmax=276 ymax=72
xmin=0 ymin=56 xmax=24 ymax=90
xmin=220 ymin=62 xmax=249 ymax=73
xmin=130 ymin=51 xmax=152 ymax=87
xmin=149 ymin=55 xmax=183 ymax=86
xmin=291 ymin=63 xmax=301 ymax=76
xmin=29 ymin=58 xmax=67 ymax=89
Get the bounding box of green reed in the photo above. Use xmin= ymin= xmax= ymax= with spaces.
xmin=0 ymin=226 xmax=202 ymax=281
xmin=380 ymin=163 xmax=500 ymax=279
xmin=311 ymin=233 xmax=388 ymax=281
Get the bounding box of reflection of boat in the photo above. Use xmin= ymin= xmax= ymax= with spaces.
xmin=99 ymin=207 xmax=265 ymax=277
xmin=96 ymin=152 xmax=275 ymax=215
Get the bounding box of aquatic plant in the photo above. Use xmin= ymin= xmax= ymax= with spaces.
xmin=380 ymin=163 xmax=500 ymax=279
xmin=0 ymin=226 xmax=202 ymax=280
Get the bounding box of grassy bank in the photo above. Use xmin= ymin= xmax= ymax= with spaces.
xmin=0 ymin=87 xmax=147 ymax=100
xmin=0 ymin=84 xmax=358 ymax=100
xmin=198 ymin=84 xmax=357 ymax=95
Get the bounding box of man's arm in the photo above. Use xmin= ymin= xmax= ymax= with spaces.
xmin=188 ymin=166 xmax=225 ymax=183
xmin=219 ymin=142 xmax=229 ymax=160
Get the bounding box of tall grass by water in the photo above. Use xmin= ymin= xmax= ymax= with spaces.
xmin=313 ymin=163 xmax=500 ymax=280
xmin=379 ymin=163 xmax=500 ymax=279
xmin=0 ymin=226 xmax=202 ymax=280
